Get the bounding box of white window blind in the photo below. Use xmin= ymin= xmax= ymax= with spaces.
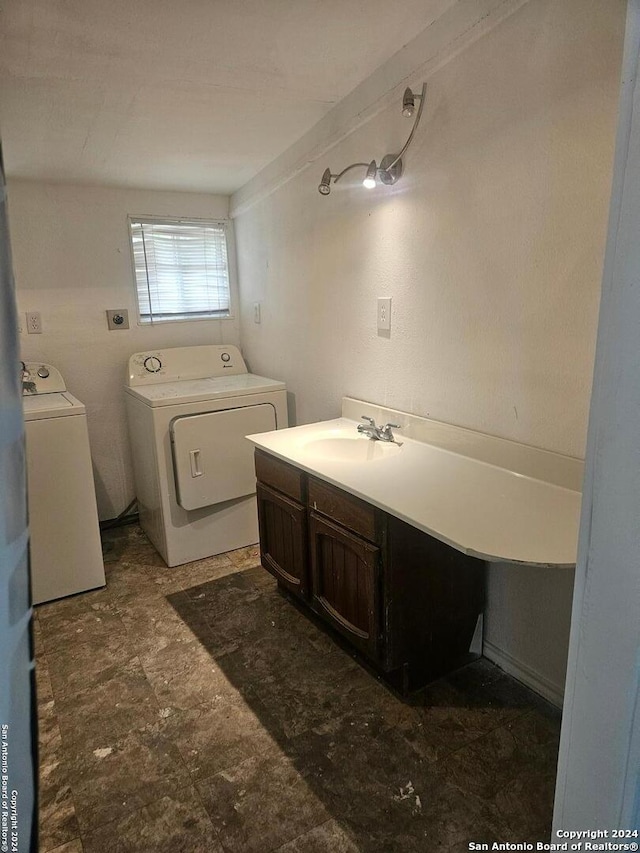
xmin=130 ymin=217 xmax=232 ymax=323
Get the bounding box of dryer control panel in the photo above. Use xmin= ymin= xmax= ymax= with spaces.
xmin=127 ymin=345 xmax=248 ymax=386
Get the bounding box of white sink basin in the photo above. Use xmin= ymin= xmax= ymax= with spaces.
xmin=302 ymin=436 xmax=402 ymax=463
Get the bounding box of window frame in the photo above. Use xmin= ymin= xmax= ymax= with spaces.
xmin=127 ymin=214 xmax=238 ymax=326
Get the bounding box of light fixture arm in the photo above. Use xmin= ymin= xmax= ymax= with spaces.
xmin=332 ymin=162 xmax=371 ymax=183
xmin=317 ymin=82 xmax=426 ymax=195
xmin=382 ymin=82 xmax=427 ymax=175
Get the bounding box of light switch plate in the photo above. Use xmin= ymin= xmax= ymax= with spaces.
xmin=106 ymin=309 xmax=130 ymax=330
xmin=377 ymin=297 xmax=391 ymax=332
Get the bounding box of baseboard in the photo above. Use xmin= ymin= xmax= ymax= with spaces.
xmin=483 ymin=640 xmax=565 ymax=709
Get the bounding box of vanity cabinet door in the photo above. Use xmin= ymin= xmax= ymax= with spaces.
xmin=256 ymin=482 xmax=308 ymax=599
xmin=309 ymin=511 xmax=380 ymax=660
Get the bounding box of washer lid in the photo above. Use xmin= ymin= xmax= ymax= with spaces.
xmin=124 ymin=373 xmax=286 ymax=407
xmin=22 ymin=392 xmax=86 ymax=421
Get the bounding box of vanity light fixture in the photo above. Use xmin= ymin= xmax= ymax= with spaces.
xmin=317 ymin=83 xmax=426 ymax=196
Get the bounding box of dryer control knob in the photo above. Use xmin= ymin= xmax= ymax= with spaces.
xmin=221 ymin=352 xmax=231 ymax=363
xmin=144 ymin=356 xmax=162 ymax=373
xmin=37 ymin=366 xmax=50 ymax=378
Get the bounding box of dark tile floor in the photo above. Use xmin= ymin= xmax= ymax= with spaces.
xmin=35 ymin=525 xmax=561 ymax=853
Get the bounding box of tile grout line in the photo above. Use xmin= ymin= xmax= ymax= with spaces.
xmin=44 ymin=838 xmax=84 ymax=853
xmin=155 ymin=559 xmax=262 ymax=853
xmin=190 ymin=775 xmax=231 ymax=853
xmin=75 ymin=783 xmax=223 ymax=851
xmin=163 ymin=564 xmax=343 ymax=853
xmin=265 ymin=817 xmax=340 ymax=853
xmin=43 ymin=601 xmax=189 ymax=842
xmin=430 ymin=704 xmax=533 ymax=766
xmin=35 ymin=532 xmax=257 ymax=850
xmin=113 ymin=564 xmax=236 ymax=850
xmin=37 ymin=651 xmax=83 ymax=853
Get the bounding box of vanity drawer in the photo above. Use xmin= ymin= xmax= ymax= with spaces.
xmin=308 ymin=477 xmax=380 ymax=544
xmin=255 ymin=449 xmax=305 ymax=503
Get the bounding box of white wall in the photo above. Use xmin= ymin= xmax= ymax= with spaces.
xmin=7 ymin=180 xmax=239 ymax=518
xmin=232 ymin=0 xmax=626 ymax=700
xmin=483 ymin=564 xmax=575 ymax=705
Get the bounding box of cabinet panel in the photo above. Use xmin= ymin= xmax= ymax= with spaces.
xmin=255 ymin=450 xmax=305 ymax=503
xmin=257 ymin=482 xmax=308 ymax=598
xmin=308 ymin=477 xmax=378 ymax=543
xmin=309 ymin=511 xmax=380 ymax=659
xmin=383 ymin=515 xmax=486 ymax=683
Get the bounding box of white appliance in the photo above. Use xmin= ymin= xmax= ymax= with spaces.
xmin=21 ymin=362 xmax=105 ymax=605
xmin=124 ymin=345 xmax=287 ymax=567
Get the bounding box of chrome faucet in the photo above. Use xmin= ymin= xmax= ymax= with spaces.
xmin=357 ymin=415 xmax=378 ymax=439
xmin=357 ymin=415 xmax=401 ymax=443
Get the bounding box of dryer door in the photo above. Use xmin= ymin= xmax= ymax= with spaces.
xmin=171 ymin=403 xmax=276 ymax=511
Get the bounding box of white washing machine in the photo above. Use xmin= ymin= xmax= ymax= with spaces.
xmin=124 ymin=345 xmax=287 ymax=567
xmin=22 ymin=362 xmax=105 ymax=605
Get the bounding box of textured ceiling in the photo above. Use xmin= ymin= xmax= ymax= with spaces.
xmin=0 ymin=0 xmax=456 ymax=194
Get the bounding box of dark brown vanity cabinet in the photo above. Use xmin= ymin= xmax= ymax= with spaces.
xmin=307 ymin=474 xmax=385 ymax=658
xmin=254 ymin=448 xmax=486 ymax=692
xmin=309 ymin=511 xmax=381 ymax=659
xmin=255 ymin=451 xmax=308 ymax=598
xmin=256 ymin=483 xmax=308 ymax=598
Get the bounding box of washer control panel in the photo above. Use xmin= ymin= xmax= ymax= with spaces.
xmin=20 ymin=362 xmax=66 ymax=395
xmin=127 ymin=345 xmax=248 ymax=386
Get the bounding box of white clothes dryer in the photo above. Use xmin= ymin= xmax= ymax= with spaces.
xmin=22 ymin=362 xmax=105 ymax=604
xmin=124 ymin=345 xmax=287 ymax=567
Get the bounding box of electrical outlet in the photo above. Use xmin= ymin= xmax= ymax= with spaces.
xmin=377 ymin=297 xmax=391 ymax=332
xmin=106 ymin=309 xmax=130 ymax=330
xmin=253 ymin=302 xmax=261 ymax=324
xmin=26 ymin=311 xmax=42 ymax=334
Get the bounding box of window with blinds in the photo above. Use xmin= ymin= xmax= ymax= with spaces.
xmin=129 ymin=217 xmax=233 ymax=323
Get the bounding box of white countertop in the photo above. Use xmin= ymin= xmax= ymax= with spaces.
xmin=247 ymin=410 xmax=582 ymax=568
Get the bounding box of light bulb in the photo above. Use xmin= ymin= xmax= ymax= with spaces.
xmin=363 ymin=160 xmax=377 ymax=189
xmin=402 ymin=87 xmax=415 ymax=117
